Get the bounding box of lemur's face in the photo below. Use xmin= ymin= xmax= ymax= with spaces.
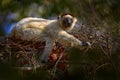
xmin=61 ymin=15 xmax=73 ymax=27
xmin=58 ymin=13 xmax=77 ymax=31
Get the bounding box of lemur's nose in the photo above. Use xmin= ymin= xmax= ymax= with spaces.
xmin=66 ymin=18 xmax=72 ymax=24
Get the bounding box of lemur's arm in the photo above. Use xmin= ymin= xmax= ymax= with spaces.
xmin=57 ymin=31 xmax=91 ymax=47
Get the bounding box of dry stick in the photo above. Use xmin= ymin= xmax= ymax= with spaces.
xmin=106 ymin=35 xmax=112 ymax=56
xmin=15 ymin=52 xmax=41 ymax=70
xmin=16 ymin=66 xmax=39 ymax=71
xmin=12 ymin=41 xmax=37 ymax=68
xmin=100 ymin=36 xmax=118 ymax=72
xmin=3 ymin=39 xmax=39 ymax=70
xmin=95 ymin=63 xmax=110 ymax=71
xmin=51 ymin=52 xmax=64 ymax=80
xmin=89 ymin=0 xmax=101 ymax=26
xmin=5 ymin=38 xmax=12 ymax=64
xmin=83 ymin=39 xmax=95 ymax=55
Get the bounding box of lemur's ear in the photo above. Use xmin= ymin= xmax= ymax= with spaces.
xmin=57 ymin=16 xmax=61 ymax=20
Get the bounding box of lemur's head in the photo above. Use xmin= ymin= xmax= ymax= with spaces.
xmin=58 ymin=13 xmax=77 ymax=31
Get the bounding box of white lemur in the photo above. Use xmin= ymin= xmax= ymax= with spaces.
xmin=9 ymin=13 xmax=91 ymax=63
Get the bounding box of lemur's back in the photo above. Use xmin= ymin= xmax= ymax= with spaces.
xmin=9 ymin=17 xmax=57 ymax=41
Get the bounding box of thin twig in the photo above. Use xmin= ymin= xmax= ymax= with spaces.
xmin=51 ymin=52 xmax=64 ymax=80
xmin=95 ymin=63 xmax=110 ymax=71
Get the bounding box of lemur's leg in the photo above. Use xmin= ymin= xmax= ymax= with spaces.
xmin=40 ymin=39 xmax=54 ymax=63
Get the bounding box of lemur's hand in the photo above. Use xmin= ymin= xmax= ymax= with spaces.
xmin=82 ymin=42 xmax=91 ymax=47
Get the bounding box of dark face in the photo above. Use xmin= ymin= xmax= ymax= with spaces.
xmin=62 ymin=17 xmax=73 ymax=27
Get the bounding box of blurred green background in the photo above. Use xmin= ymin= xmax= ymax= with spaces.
xmin=0 ymin=0 xmax=120 ymax=35
xmin=0 ymin=0 xmax=120 ymax=80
